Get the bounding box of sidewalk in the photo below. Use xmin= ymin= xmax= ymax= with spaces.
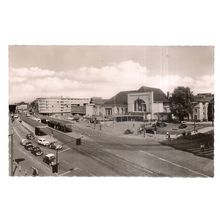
xmin=197 ymin=126 xmax=214 ymax=134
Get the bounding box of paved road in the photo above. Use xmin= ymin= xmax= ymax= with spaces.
xmin=11 ymin=117 xmax=214 ymax=177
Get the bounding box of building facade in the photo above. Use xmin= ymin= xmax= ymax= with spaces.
xmin=34 ymin=97 xmax=90 ymax=115
xmin=102 ymin=86 xmax=170 ymax=120
xmin=192 ymin=93 xmax=214 ymax=121
xmin=86 ymin=97 xmax=107 ymax=116
xmin=16 ymin=103 xmax=28 ymax=111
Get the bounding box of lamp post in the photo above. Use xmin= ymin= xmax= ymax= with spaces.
xmin=53 ymin=139 xmax=81 ymax=174
xmin=194 ymin=117 xmax=196 ymax=133
xmin=9 ymin=129 xmax=14 ymax=176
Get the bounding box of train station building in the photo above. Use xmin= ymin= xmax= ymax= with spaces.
xmin=89 ymin=86 xmax=171 ymax=121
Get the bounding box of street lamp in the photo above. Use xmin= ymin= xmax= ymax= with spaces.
xmin=194 ymin=116 xmax=196 ymax=133
xmin=53 ymin=139 xmax=81 ymax=174
xmin=9 ymin=129 xmax=14 ymax=176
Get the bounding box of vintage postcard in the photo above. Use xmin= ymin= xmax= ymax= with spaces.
xmin=8 ymin=46 xmax=214 ymax=177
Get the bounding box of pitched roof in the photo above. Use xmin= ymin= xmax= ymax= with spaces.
xmin=137 ymin=86 xmax=168 ymax=102
xmin=104 ymin=86 xmax=168 ymax=105
xmin=104 ymin=90 xmax=136 ymax=105
xmin=194 ymin=95 xmax=214 ymax=103
xmin=90 ymin=97 xmax=107 ymax=105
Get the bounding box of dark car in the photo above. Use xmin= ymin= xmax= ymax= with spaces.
xmin=179 ymin=123 xmax=187 ymax=129
xmin=49 ymin=142 xmax=63 ymax=150
xmin=26 ymin=133 xmax=34 ymax=140
xmin=156 ymin=121 xmax=167 ymax=127
xmin=24 ymin=141 xmax=34 ymax=151
xmin=145 ymin=127 xmax=155 ymax=134
xmin=31 ymin=146 xmax=43 ymax=156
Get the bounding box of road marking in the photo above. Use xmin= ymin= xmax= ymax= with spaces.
xmin=60 ymin=148 xmax=71 ymax=153
xmin=13 ymin=127 xmax=23 ymax=140
xmin=139 ymin=150 xmax=210 ymax=177
xmin=59 ymin=169 xmax=74 ymax=176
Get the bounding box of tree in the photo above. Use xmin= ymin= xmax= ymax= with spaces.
xmin=169 ymin=87 xmax=194 ymax=121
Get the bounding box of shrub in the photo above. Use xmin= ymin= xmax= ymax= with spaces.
xmin=124 ymin=129 xmax=134 ymax=135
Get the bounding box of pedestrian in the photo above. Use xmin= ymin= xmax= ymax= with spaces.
xmin=32 ymin=167 xmax=39 ymax=177
xmin=206 ymin=140 xmax=210 ymax=149
xmin=94 ymin=118 xmax=96 ymax=129
xmin=200 ymin=144 xmax=205 ymax=152
xmin=167 ymin=132 xmax=171 ymax=142
xmin=99 ymin=122 xmax=102 ymax=131
xmin=154 ymin=125 xmax=157 ymax=136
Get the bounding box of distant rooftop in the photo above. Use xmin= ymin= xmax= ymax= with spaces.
xmin=90 ymin=97 xmax=107 ymax=105
xmin=194 ymin=93 xmax=214 ymax=103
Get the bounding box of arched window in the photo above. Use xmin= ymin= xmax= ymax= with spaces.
xmin=134 ymin=98 xmax=146 ymax=112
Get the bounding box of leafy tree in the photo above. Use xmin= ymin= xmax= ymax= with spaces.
xmin=169 ymin=86 xmax=194 ymax=121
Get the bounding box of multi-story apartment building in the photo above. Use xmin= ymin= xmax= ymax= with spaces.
xmin=32 ymin=97 xmax=90 ymax=115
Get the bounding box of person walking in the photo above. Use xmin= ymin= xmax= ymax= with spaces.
xmin=154 ymin=124 xmax=157 ymax=136
xmin=32 ymin=167 xmax=39 ymax=177
xmin=99 ymin=122 xmax=102 ymax=131
xmin=167 ymin=132 xmax=171 ymax=142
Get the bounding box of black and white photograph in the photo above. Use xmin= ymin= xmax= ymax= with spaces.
xmin=8 ymin=46 xmax=214 ymax=177
xmin=1 ymin=1 xmax=219 ymax=220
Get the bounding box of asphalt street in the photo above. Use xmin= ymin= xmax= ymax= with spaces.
xmin=9 ymin=118 xmax=214 ymax=177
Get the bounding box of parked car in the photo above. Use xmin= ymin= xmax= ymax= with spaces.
xmin=37 ymin=137 xmax=50 ymax=146
xmin=24 ymin=141 xmax=34 ymax=151
xmin=26 ymin=133 xmax=34 ymax=140
xmin=156 ymin=121 xmax=167 ymax=127
xmin=43 ymin=153 xmax=56 ymax=165
xmin=14 ymin=114 xmax=19 ymax=119
xmin=179 ymin=123 xmax=187 ymax=129
xmin=20 ymin=139 xmax=28 ymax=146
xmin=145 ymin=127 xmax=155 ymax=134
xmin=31 ymin=146 xmax=43 ymax=156
xmin=49 ymin=142 xmax=63 ymax=150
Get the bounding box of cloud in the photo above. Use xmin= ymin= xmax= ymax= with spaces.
xmin=9 ymin=61 xmax=214 ymax=103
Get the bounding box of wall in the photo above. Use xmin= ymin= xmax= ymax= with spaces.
xmin=152 ymin=102 xmax=164 ymax=114
xmin=86 ymin=104 xmax=94 ymax=116
xmin=127 ymin=92 xmax=153 ymax=113
xmin=192 ymin=102 xmax=209 ymax=121
xmin=37 ymin=97 xmax=90 ymax=114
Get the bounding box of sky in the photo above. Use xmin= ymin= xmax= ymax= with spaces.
xmin=8 ymin=46 xmax=214 ymax=103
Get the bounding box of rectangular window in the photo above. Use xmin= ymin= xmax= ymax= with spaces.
xmin=105 ymin=108 xmax=112 ymax=116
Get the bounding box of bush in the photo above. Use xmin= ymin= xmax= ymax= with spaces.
xmin=124 ymin=129 xmax=134 ymax=135
xmin=187 ymin=131 xmax=191 ymax=136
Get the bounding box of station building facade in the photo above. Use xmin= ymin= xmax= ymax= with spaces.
xmin=101 ymin=86 xmax=170 ymax=120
